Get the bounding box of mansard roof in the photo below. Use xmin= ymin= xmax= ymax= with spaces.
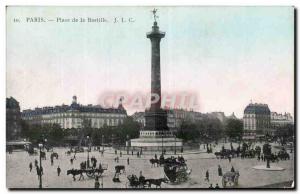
xmin=22 ymin=103 xmax=127 ymax=116
xmin=244 ymin=103 xmax=270 ymax=115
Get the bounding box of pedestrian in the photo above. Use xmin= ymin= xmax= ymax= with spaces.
xmin=95 ymin=176 xmax=100 ymax=189
xmin=205 ymin=170 xmax=209 ymax=182
xmin=209 ymin=184 xmax=213 ymax=188
xmin=51 ymin=158 xmax=54 ymax=166
xmin=73 ymin=153 xmax=76 ymax=160
xmin=127 ymin=157 xmax=130 ymax=165
xmin=215 ymin=183 xmax=220 ymax=188
xmin=137 ymin=151 xmax=139 ymax=158
xmin=57 ymin=166 xmax=61 ymax=176
xmin=155 ymin=154 xmax=157 ymax=160
xmin=29 ymin=162 xmax=33 ymax=172
xmin=132 ymin=150 xmax=134 ymax=156
xmin=70 ymin=158 xmax=74 ymax=165
xmin=218 ymin=165 xmax=222 ymax=176
xmin=34 ymin=159 xmax=38 ymax=167
xmin=120 ymin=151 xmax=122 ymax=157
xmin=257 ymin=155 xmax=260 ymax=161
xmin=115 ymin=150 xmax=117 ymax=155
xmin=231 ymin=166 xmax=235 ymax=172
xmin=99 ymin=163 xmax=102 ymax=170
xmin=228 ymin=155 xmax=231 ymax=163
xmin=36 ymin=167 xmax=40 ymax=179
xmin=40 ymin=166 xmax=43 ymax=175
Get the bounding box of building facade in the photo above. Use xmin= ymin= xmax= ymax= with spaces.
xmin=271 ymin=112 xmax=294 ymax=128
xmin=6 ymin=97 xmax=22 ymax=140
xmin=21 ymin=96 xmax=127 ymax=129
xmin=243 ymin=103 xmax=271 ymax=140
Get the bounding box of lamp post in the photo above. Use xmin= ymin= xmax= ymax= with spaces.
xmin=126 ymin=135 xmax=129 ymax=155
xmin=101 ymin=135 xmax=104 ymax=151
xmin=87 ymin=136 xmax=90 ymax=168
xmin=174 ymin=132 xmax=177 ymax=155
xmin=38 ymin=143 xmax=43 ymax=189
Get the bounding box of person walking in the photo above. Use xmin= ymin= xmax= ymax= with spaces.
xmin=94 ymin=176 xmax=100 ymax=189
xmin=231 ymin=166 xmax=235 ymax=172
xmin=40 ymin=166 xmax=44 ymax=175
xmin=57 ymin=166 xmax=61 ymax=176
xmin=132 ymin=150 xmax=134 ymax=156
xmin=218 ymin=165 xmax=222 ymax=176
xmin=29 ymin=162 xmax=33 ymax=172
xmin=127 ymin=157 xmax=130 ymax=165
xmin=51 ymin=158 xmax=54 ymax=166
xmin=205 ymin=170 xmax=209 ymax=182
xmin=120 ymin=151 xmax=122 ymax=157
xmin=34 ymin=159 xmax=38 ymax=167
xmin=70 ymin=158 xmax=74 ymax=165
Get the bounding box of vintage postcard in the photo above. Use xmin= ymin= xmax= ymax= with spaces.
xmin=6 ymin=6 xmax=295 ymax=189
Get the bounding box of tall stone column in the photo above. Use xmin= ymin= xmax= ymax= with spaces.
xmin=147 ymin=21 xmax=165 ymax=111
xmin=144 ymin=21 xmax=168 ymax=132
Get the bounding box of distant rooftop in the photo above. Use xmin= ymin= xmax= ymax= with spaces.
xmin=244 ymin=103 xmax=270 ymax=114
xmin=22 ymin=96 xmax=126 ymax=116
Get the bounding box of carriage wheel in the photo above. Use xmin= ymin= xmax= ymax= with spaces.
xmin=86 ymin=171 xmax=95 ymax=178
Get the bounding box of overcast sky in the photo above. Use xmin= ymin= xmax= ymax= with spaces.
xmin=6 ymin=6 xmax=294 ymax=118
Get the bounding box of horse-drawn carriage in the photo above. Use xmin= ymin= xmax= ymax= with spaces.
xmin=85 ymin=163 xmax=108 ymax=178
xmin=163 ymin=157 xmax=191 ymax=183
xmin=222 ymin=171 xmax=239 ymax=188
xmin=126 ymin=174 xmax=148 ymax=188
xmin=68 ymin=163 xmax=108 ymax=180
xmin=126 ymin=175 xmax=168 ymax=188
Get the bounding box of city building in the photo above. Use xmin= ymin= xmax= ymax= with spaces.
xmin=243 ymin=103 xmax=271 ymax=140
xmin=271 ymin=112 xmax=294 ymax=128
xmin=21 ymin=96 xmax=127 ymax=129
xmin=6 ymin=97 xmax=22 ymax=140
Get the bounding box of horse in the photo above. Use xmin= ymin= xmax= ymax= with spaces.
xmin=145 ymin=178 xmax=168 ymax=188
xmin=115 ymin=165 xmax=126 ymax=174
xmin=51 ymin=152 xmax=58 ymax=159
xmin=149 ymin=158 xmax=160 ymax=167
xmin=67 ymin=169 xmax=84 ymax=181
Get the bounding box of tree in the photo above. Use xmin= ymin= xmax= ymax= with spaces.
xmin=225 ymin=118 xmax=243 ymax=141
xmin=48 ymin=124 xmax=64 ymax=145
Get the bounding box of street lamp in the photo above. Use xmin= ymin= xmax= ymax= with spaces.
xmin=174 ymin=132 xmax=177 ymax=155
xmin=102 ymin=135 xmax=104 ymax=151
xmin=38 ymin=143 xmax=43 ymax=189
xmin=126 ymin=135 xmax=129 ymax=155
xmin=87 ymin=136 xmax=90 ymax=168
